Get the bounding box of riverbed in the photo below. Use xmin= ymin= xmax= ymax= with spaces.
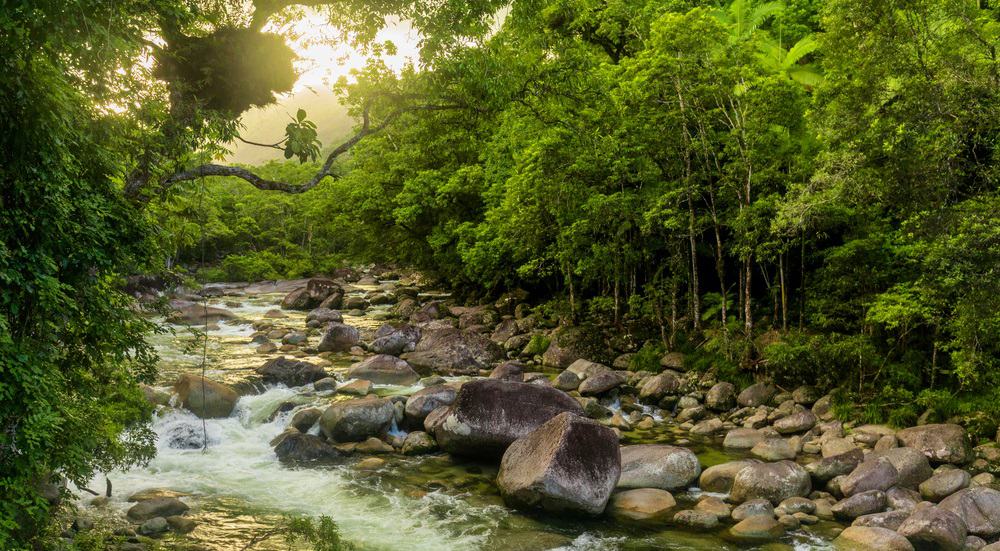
xmin=91 ymin=288 xmax=840 ymax=550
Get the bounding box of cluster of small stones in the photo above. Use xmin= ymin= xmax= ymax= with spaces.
xmin=129 ymin=269 xmax=1000 ymax=550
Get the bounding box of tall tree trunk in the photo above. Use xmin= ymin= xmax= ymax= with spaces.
xmin=675 ymin=77 xmax=700 ymax=331
xmin=779 ymin=252 xmax=788 ymax=332
xmin=744 ymin=256 xmax=753 ymax=334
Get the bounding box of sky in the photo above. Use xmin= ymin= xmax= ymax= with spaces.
xmin=228 ymin=11 xmax=421 ymax=164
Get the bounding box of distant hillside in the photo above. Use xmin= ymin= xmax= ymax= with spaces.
xmin=226 ymin=88 xmax=355 ymax=166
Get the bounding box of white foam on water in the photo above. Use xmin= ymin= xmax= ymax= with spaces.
xmin=99 ymin=387 xmax=496 ymax=551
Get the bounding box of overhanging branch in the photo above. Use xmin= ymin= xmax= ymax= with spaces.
xmin=147 ymin=100 xmax=465 ymax=198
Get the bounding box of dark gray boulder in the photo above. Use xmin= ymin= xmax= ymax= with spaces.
xmin=317 ymin=322 xmax=361 ymax=353
xmin=403 ymin=384 xmax=457 ymax=425
xmin=256 ymin=357 xmax=327 ymax=386
xmin=370 ymin=323 xmax=420 ymax=355
xmin=497 ymin=412 xmax=620 ymax=515
xmin=403 ymin=327 xmax=504 ymax=375
xmin=939 ymin=487 xmax=1000 ymax=538
xmin=274 ymin=432 xmax=344 ymax=463
xmin=431 ymin=379 xmax=584 ymax=458
xmin=896 ymin=506 xmax=968 ymax=551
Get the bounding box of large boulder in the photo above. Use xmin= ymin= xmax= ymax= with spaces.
xmin=896 ymin=424 xmax=971 ymax=465
xmin=273 ymin=432 xmax=343 ymax=463
xmin=737 ymin=383 xmax=778 ymax=407
xmin=705 ymin=382 xmax=736 ymax=411
xmin=281 ymin=278 xmax=341 ymax=310
xmin=167 ymin=304 xmax=237 ymax=325
xmin=832 ymin=490 xmax=887 ymax=520
xmin=403 ymin=385 xmax=457 ymax=425
xmin=871 ymin=447 xmax=934 ymax=488
xmin=370 ymin=323 xmax=421 ymax=356
xmin=497 ymin=412 xmax=620 ymax=515
xmin=896 ymin=506 xmax=968 ymax=551
xmin=938 ymin=487 xmax=1000 ymax=538
xmin=638 ymin=372 xmax=681 ymax=402
xmin=834 ymin=526 xmax=915 ymax=551
xmin=699 ymin=460 xmax=760 ymax=493
xmin=489 ymin=361 xmax=525 ymax=382
xmin=541 ymin=326 xmax=607 ymax=368
xmin=841 ymin=457 xmax=899 ymax=496
xmin=256 ymin=357 xmax=327 ymax=387
xmin=920 ymin=469 xmax=970 ymax=502
xmin=730 ymin=461 xmax=811 ymax=504
xmin=319 ymin=397 xmax=395 ymax=442
xmin=403 ymin=327 xmax=504 ymax=375
xmin=173 ymin=374 xmax=238 ymax=418
xmin=578 ymin=370 xmax=625 ymax=396
xmin=316 ymin=322 xmax=361 ymax=353
xmin=618 ymin=445 xmax=701 ymax=491
xmin=347 ymin=355 xmax=420 ymax=386
xmin=431 ymin=379 xmax=583 ymax=458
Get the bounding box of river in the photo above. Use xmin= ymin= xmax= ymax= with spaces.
xmin=89 ymin=285 xmax=840 ymax=550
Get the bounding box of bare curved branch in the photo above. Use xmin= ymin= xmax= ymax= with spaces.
xmin=142 ymin=100 xmax=465 ymax=200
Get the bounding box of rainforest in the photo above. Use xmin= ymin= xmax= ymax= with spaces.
xmin=3 ymin=0 xmax=1000 ymax=550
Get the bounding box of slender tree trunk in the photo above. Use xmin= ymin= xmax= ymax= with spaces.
xmin=669 ymin=280 xmax=678 ymax=350
xmin=779 ymin=252 xmax=788 ymax=332
xmin=744 ymin=256 xmax=753 ymax=334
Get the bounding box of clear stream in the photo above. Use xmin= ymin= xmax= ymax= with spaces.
xmin=89 ymin=288 xmax=840 ymax=550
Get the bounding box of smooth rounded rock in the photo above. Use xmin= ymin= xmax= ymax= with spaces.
xmin=730 ymin=461 xmax=811 ymax=504
xmin=618 ymin=444 xmax=701 ymax=491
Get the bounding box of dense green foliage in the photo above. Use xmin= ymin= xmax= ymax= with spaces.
xmin=0 ymin=0 xmax=507 ymax=546
xmin=0 ymin=2 xmax=161 ymax=546
xmin=166 ymin=0 xmax=1000 ymax=432
xmin=4 ymin=0 xmax=1000 ymax=545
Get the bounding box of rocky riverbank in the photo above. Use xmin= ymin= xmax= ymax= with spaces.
xmin=72 ymin=269 xmax=1000 ymax=550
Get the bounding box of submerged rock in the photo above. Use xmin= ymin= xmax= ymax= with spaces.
xmin=497 ymin=412 xmax=620 ymax=515
xmin=127 ymin=498 xmax=189 ymax=522
xmin=173 ymin=374 xmax=238 ymax=419
xmin=166 ymin=304 xmax=237 ymax=325
xmin=432 ymin=379 xmax=584 ymax=458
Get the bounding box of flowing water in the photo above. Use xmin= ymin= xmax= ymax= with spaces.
xmin=89 ymin=289 xmax=840 ymax=550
